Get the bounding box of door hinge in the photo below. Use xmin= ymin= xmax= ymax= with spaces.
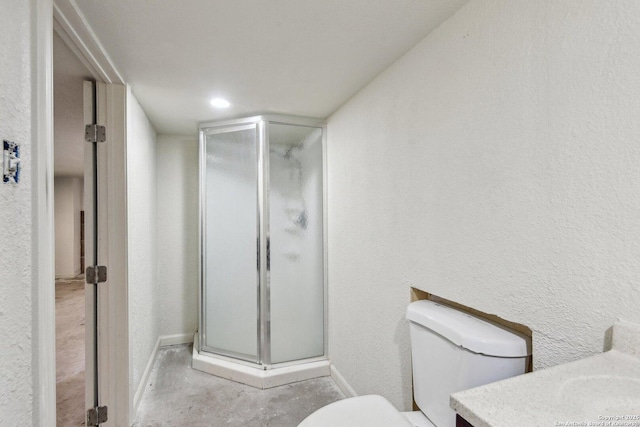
xmin=85 ymin=124 xmax=106 ymax=143
xmin=87 ymin=406 xmax=108 ymax=426
xmin=86 ymin=265 xmax=107 ymax=284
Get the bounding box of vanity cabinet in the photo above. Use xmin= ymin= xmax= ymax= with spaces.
xmin=456 ymin=415 xmax=475 ymax=427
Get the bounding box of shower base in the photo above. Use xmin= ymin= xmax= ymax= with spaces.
xmin=192 ymin=334 xmax=330 ymax=389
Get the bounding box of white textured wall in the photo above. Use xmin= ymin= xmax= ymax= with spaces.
xmin=126 ymin=88 xmax=159 ymax=404
xmin=0 ymin=0 xmax=35 ymax=423
xmin=156 ymin=135 xmax=199 ymax=337
xmin=328 ymin=0 xmax=640 ymax=411
xmin=54 ymin=177 xmax=83 ymax=277
xmin=53 ymin=31 xmax=90 ymax=177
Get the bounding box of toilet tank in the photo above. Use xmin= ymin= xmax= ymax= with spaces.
xmin=406 ymin=300 xmax=530 ymax=427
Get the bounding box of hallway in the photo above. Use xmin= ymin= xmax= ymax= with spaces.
xmin=55 ymin=278 xmax=85 ymax=426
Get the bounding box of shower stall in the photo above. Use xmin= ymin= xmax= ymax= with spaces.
xmin=193 ymin=115 xmax=327 ymax=388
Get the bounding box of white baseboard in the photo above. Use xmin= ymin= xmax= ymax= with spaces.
xmin=133 ymin=336 xmax=161 ymax=415
xmin=330 ymin=364 xmax=357 ymax=398
xmin=159 ymin=332 xmax=194 ymax=347
xmin=133 ymin=332 xmax=195 ymax=416
xmin=55 ymin=273 xmax=81 ymax=280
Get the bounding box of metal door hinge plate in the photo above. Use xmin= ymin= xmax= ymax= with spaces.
xmin=87 ymin=406 xmax=108 ymax=425
xmin=86 ymin=265 xmax=107 ymax=284
xmin=85 ymin=124 xmax=106 ymax=143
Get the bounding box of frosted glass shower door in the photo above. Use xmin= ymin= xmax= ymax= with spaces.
xmin=269 ymin=123 xmax=325 ymax=364
xmin=202 ymin=125 xmax=259 ymax=361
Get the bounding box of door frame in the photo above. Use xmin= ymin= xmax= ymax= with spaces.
xmin=34 ymin=0 xmax=56 ymax=424
xmin=37 ymin=1 xmax=130 ymax=425
xmin=83 ymin=80 xmax=129 ymax=427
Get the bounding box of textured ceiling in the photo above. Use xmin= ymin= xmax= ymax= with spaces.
xmin=72 ymin=0 xmax=469 ymax=135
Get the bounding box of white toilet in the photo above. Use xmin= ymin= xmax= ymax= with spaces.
xmin=299 ymin=300 xmax=530 ymax=427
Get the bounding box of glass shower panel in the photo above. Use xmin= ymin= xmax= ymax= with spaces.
xmin=268 ymin=123 xmax=324 ymax=364
xmin=203 ymin=126 xmax=259 ymax=361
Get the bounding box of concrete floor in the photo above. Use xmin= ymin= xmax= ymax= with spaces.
xmin=134 ymin=345 xmax=345 ymax=426
xmin=55 ymin=278 xmax=86 ymax=426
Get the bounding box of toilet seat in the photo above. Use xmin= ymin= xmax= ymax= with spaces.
xmin=298 ymin=395 xmax=413 ymax=427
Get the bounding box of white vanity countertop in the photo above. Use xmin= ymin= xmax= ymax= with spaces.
xmin=450 ymin=321 xmax=640 ymax=427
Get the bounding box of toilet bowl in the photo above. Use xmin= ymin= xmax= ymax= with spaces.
xmin=299 ymin=300 xmax=530 ymax=427
xmin=298 ymin=395 xmax=434 ymax=427
xmin=298 ymin=395 xmax=414 ymax=427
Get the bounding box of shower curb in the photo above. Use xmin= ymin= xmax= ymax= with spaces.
xmin=192 ymin=334 xmax=330 ymax=389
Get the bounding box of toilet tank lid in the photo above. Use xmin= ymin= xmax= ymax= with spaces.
xmin=406 ymin=300 xmax=530 ymax=357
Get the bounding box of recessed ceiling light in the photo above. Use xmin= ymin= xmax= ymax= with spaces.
xmin=210 ymin=97 xmax=231 ymax=109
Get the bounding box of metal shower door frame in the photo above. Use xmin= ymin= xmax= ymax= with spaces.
xmin=198 ymin=114 xmax=328 ymax=369
xmin=198 ymin=121 xmax=261 ymax=364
